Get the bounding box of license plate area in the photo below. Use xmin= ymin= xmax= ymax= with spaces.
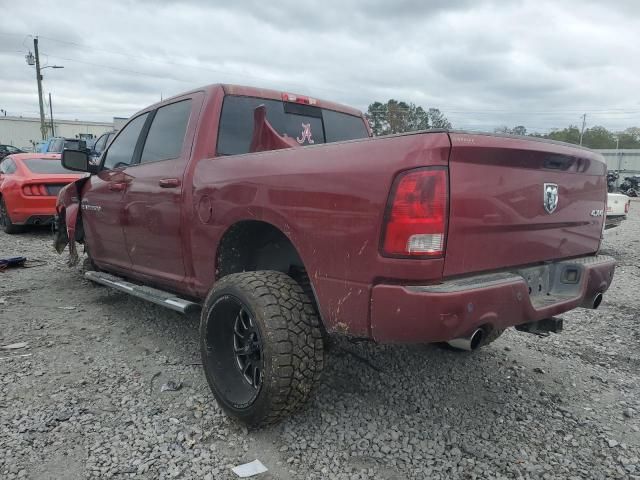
xmin=516 ymin=262 xmax=583 ymax=307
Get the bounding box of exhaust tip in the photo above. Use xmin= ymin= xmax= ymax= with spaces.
xmin=447 ymin=328 xmax=484 ymax=351
xmin=469 ymin=329 xmax=484 ymax=350
xmin=593 ymin=292 xmax=603 ymax=310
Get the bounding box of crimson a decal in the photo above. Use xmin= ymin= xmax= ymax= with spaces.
xmin=296 ymin=123 xmax=315 ymax=145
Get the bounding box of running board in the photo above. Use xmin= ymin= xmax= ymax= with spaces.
xmin=84 ymin=271 xmax=200 ymax=314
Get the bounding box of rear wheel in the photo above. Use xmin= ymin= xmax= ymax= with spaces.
xmin=0 ymin=198 xmax=23 ymax=234
xmin=200 ymin=270 xmax=324 ymax=427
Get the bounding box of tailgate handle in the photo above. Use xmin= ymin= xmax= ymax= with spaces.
xmin=159 ymin=178 xmax=181 ymax=188
xmin=108 ymin=182 xmax=127 ymax=191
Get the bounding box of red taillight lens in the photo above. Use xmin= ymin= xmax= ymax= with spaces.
xmin=22 ymin=184 xmax=49 ymax=196
xmin=382 ymin=168 xmax=448 ymax=257
xmin=625 ymin=201 xmax=630 ymax=214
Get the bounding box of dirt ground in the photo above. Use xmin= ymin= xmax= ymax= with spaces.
xmin=1 ymin=204 xmax=639 ymax=479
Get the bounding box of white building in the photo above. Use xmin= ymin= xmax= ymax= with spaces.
xmin=595 ymin=149 xmax=640 ymax=175
xmin=0 ymin=115 xmax=127 ymax=151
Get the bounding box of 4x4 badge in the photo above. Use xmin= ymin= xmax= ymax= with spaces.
xmin=543 ymin=183 xmax=559 ymax=214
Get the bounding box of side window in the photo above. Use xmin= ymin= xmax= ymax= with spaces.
xmin=103 ymin=113 xmax=148 ymax=170
xmin=1 ymin=158 xmax=16 ymax=174
xmin=93 ymin=134 xmax=107 ymax=153
xmin=140 ymin=100 xmax=192 ymax=164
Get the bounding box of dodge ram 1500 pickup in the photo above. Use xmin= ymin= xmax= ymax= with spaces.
xmin=55 ymin=84 xmax=615 ymax=426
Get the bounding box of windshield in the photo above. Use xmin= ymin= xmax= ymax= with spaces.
xmin=217 ymin=96 xmax=369 ymax=155
xmin=23 ymin=158 xmax=76 ymax=174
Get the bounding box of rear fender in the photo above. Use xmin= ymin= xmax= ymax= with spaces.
xmin=54 ymin=177 xmax=89 ymax=265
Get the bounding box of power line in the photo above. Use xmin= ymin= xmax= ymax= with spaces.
xmin=43 ymin=54 xmax=194 ymax=84
xmin=32 ymin=33 xmax=346 ymax=96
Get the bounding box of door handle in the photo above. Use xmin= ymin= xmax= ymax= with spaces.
xmin=159 ymin=178 xmax=181 ymax=188
xmin=108 ymin=182 xmax=127 ymax=191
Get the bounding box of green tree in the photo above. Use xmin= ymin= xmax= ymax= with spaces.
xmin=428 ymin=108 xmax=452 ymax=129
xmin=581 ymin=126 xmax=616 ymax=149
xmin=617 ymin=127 xmax=640 ymax=148
xmin=495 ymin=125 xmax=527 ymax=135
xmin=546 ymin=125 xmax=581 ymax=144
xmin=366 ymin=100 xmax=451 ymax=136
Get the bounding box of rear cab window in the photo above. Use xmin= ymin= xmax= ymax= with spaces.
xmin=217 ymin=96 xmax=369 ymax=156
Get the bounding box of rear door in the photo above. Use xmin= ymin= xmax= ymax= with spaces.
xmin=444 ymin=133 xmax=606 ymax=277
xmin=121 ymin=95 xmax=200 ymax=287
xmin=82 ymin=113 xmax=149 ymax=269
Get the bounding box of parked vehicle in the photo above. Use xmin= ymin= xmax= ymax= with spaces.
xmin=36 ymin=137 xmax=88 ymax=154
xmin=0 ymin=144 xmax=25 ymax=160
xmin=54 ymin=84 xmax=615 ymax=427
xmin=619 ymin=175 xmax=639 ymax=197
xmin=0 ymin=153 xmax=85 ymax=233
xmin=89 ymin=130 xmax=117 ymax=164
xmin=605 ymin=192 xmax=631 ymax=229
xmin=45 ymin=137 xmax=88 ymax=154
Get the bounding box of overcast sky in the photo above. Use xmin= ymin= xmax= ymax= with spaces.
xmin=1 ymin=0 xmax=639 ymax=133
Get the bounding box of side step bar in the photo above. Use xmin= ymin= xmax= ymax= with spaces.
xmin=84 ymin=271 xmax=200 ymax=314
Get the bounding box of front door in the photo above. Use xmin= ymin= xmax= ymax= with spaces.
xmin=82 ymin=112 xmax=149 ymax=269
xmin=121 ymin=98 xmax=195 ymax=288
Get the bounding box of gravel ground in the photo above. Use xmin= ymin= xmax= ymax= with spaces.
xmin=1 ymin=203 xmax=639 ymax=480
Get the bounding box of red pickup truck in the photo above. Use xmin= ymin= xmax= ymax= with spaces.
xmin=55 ymin=84 xmax=615 ymax=426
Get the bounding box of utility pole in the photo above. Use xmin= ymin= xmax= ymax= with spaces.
xmin=48 ymin=92 xmax=55 ymax=137
xmin=33 ymin=37 xmax=47 ymax=140
xmin=579 ymin=113 xmax=586 ymax=146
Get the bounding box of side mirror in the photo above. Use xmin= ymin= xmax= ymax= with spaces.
xmin=62 ymin=149 xmax=93 ymax=173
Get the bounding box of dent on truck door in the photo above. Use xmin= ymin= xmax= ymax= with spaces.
xmin=121 ymin=99 xmax=194 ymax=287
xmin=83 ymin=113 xmax=149 ymax=269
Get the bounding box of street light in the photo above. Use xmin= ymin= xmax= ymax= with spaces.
xmin=24 ymin=37 xmax=64 ymax=140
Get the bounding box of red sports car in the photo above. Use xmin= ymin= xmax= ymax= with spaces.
xmin=0 ymin=153 xmax=85 ymax=233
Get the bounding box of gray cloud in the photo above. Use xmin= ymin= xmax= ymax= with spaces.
xmin=1 ymin=0 xmax=638 ymax=132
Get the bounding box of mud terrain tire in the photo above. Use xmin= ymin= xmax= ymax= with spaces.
xmin=200 ymin=270 xmax=324 ymax=427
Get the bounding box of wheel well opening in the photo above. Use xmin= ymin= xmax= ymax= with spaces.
xmin=217 ymin=221 xmax=305 ymax=280
xmin=216 ymin=221 xmax=323 ymax=324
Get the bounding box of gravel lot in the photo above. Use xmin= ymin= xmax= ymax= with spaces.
xmin=1 ymin=203 xmax=639 ymax=479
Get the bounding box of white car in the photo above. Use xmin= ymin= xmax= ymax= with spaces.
xmin=605 ymin=192 xmax=631 ymax=229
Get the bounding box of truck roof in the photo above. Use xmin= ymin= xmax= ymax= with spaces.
xmin=148 ymin=83 xmax=364 ymax=118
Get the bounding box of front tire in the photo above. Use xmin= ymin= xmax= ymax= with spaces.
xmin=200 ymin=270 xmax=324 ymax=427
xmin=0 ymin=198 xmax=23 ymax=234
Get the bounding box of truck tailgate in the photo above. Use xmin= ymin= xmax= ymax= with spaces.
xmin=444 ymin=133 xmax=607 ymax=277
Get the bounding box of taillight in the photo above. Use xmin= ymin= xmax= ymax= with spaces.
xmin=382 ymin=167 xmax=448 ymax=257
xmin=22 ymin=184 xmax=49 ymax=196
xmin=625 ymin=201 xmax=631 ymax=214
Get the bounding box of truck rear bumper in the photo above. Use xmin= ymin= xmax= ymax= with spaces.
xmin=370 ymin=255 xmax=615 ymax=343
